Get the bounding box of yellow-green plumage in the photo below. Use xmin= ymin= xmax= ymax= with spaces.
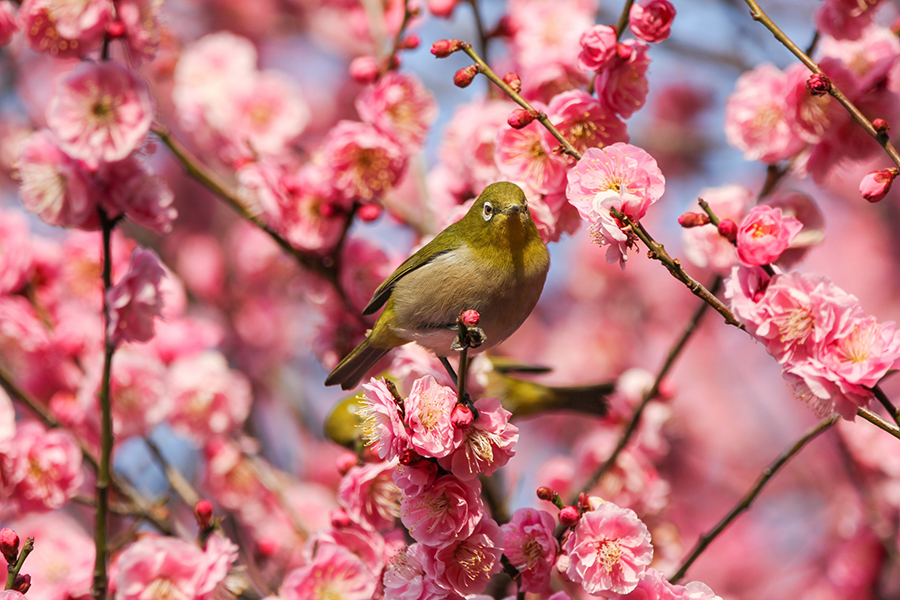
xmin=325 ymin=181 xmax=550 ymax=390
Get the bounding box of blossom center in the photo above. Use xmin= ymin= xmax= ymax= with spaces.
xmin=145 ymin=577 xmax=185 ymax=600
xmin=752 ymin=105 xmax=782 ymax=132
xmin=372 ymin=474 xmax=402 ymax=519
xmin=775 ymin=306 xmax=814 ymax=344
xmin=454 ymin=541 xmax=488 ymax=581
xmin=839 ymin=323 xmax=874 ymax=363
xmin=596 ymin=539 xmax=623 ymax=573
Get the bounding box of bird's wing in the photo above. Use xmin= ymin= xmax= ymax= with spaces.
xmin=362 ymin=229 xmax=462 ymax=316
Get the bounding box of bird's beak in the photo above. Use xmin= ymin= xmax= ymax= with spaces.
xmin=505 ymin=204 xmax=522 ymax=216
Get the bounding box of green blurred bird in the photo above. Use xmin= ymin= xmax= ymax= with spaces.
xmin=325 ymin=181 xmax=550 ymax=390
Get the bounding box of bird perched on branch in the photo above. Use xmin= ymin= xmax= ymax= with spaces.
xmin=325 ymin=181 xmax=550 ymax=390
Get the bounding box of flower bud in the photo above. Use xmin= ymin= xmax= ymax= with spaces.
xmin=507 ymin=109 xmax=540 ymax=129
xmin=257 ymin=538 xmax=278 ymax=557
xmin=399 ymin=449 xmax=422 ymax=465
xmin=459 ymin=309 xmax=480 ymax=327
xmin=330 ymin=508 xmax=352 ymax=529
xmin=399 ymin=34 xmax=420 ymax=50
xmin=577 ymin=24 xmax=618 ymax=72
xmin=717 ymin=219 xmax=738 ymax=243
xmin=616 ymin=42 xmax=635 ymax=60
xmin=502 ymin=72 xmax=522 ymax=93
xmin=13 ymin=573 xmax=31 ymax=594
xmin=1 ymin=528 xmax=19 ymax=564
xmin=491 ymin=16 xmax=514 ymax=38
xmin=677 ymin=212 xmax=710 ymax=228
xmin=451 ymin=404 xmax=474 ymax=429
xmin=194 ymin=500 xmax=214 ymax=530
xmin=357 ymin=203 xmax=383 ymax=222
xmin=629 ymin=0 xmax=676 ymax=43
xmin=349 ymin=56 xmax=379 ymax=85
xmin=336 ymin=453 xmax=357 ymax=475
xmin=806 ymin=73 xmax=830 ymax=96
xmin=536 ymin=486 xmax=555 ymax=502
xmin=559 ymin=506 xmax=580 ymax=526
xmin=873 ymin=118 xmax=890 ymax=135
xmin=106 ymin=20 xmax=126 ymax=38
xmin=431 ymin=38 xmax=464 ymax=58
xmin=453 ymin=65 xmax=481 ymax=88
xmin=859 ymin=168 xmax=898 ymax=203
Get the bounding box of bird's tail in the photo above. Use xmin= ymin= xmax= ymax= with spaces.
xmin=325 ymin=337 xmax=392 ymax=390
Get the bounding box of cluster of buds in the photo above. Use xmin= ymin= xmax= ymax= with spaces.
xmin=1 ymin=528 xmax=33 ymax=593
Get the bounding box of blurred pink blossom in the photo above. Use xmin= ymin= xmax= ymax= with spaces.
xmin=106 ymin=247 xmax=166 ymax=346
xmin=501 ymin=508 xmax=559 ymax=592
xmin=0 ymin=209 xmax=32 ymax=295
xmin=115 ymin=0 xmax=163 ymax=64
xmin=495 ymin=103 xmax=568 ymax=195
xmin=510 ymin=2 xmax=593 ymax=71
xmin=99 ymin=156 xmax=177 ymax=234
xmin=439 ymin=99 xmax=513 ymax=199
xmin=400 ymin=473 xmax=483 ymax=546
xmin=736 ymin=205 xmax=803 ymax=267
xmin=320 ymin=120 xmax=407 ymax=203
xmin=629 ymin=0 xmax=676 ymax=43
xmin=725 ymin=64 xmax=805 ymax=164
xmin=546 ymin=90 xmax=629 ymax=156
xmin=46 ymin=61 xmax=154 ymax=168
xmin=562 ymin=501 xmax=653 ymax=595
xmin=359 ymin=377 xmax=408 ymax=460
xmin=2 ymin=421 xmax=83 ymax=513
xmin=577 ymin=25 xmax=618 ymax=72
xmin=305 ymin=522 xmax=386 ymax=580
xmin=19 ymin=0 xmax=103 ymax=58
xmin=682 ymin=184 xmax=752 ymax=274
xmin=167 ymin=351 xmax=253 ymax=444
xmin=338 ymin=460 xmax=402 ymax=532
xmin=425 ymin=516 xmax=504 ymax=596
xmin=40 ymin=0 xmax=109 ymax=41
xmin=281 ymin=544 xmax=377 ymax=600
xmin=17 ymin=129 xmax=98 ymax=229
xmin=356 ymin=72 xmax=437 ymax=147
xmin=0 ymin=1 xmax=18 ymax=47
xmin=816 ymin=0 xmax=883 ymax=42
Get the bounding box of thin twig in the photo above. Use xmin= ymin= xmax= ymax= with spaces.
xmin=573 ymin=280 xmax=719 ymax=503
xmin=742 ymin=0 xmax=900 ymax=169
xmin=145 ymin=437 xmax=201 ymax=507
xmin=871 ymin=385 xmax=900 ymax=428
xmin=857 ymin=406 xmax=900 ymax=440
xmin=615 ymin=0 xmax=636 ymax=38
xmin=669 ymin=414 xmax=838 ymax=583
xmin=466 ymin=0 xmax=490 ymax=72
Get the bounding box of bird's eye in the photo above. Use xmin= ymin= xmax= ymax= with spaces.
xmin=482 ymin=202 xmax=494 ymax=221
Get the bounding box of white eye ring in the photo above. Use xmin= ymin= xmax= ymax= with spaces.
xmin=482 ymin=202 xmax=494 ymax=221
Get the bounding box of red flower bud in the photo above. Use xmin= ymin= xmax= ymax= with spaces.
xmin=399 ymin=449 xmax=422 ymax=465
xmin=106 ymin=20 xmax=126 ymax=38
xmin=491 ymin=15 xmax=514 ymax=37
xmin=430 ymin=38 xmax=464 ymax=58
xmin=502 ymin=71 xmax=522 ymax=93
xmin=13 ymin=573 xmax=31 ymax=594
xmin=399 ymin=34 xmax=420 ymax=50
xmin=357 ymin=203 xmax=383 ymax=222
xmin=1 ymin=528 xmax=19 ymax=564
xmin=806 ymin=73 xmax=830 ymax=96
xmin=860 ymin=168 xmax=898 ymax=203
xmin=507 ymin=109 xmax=540 ymax=129
xmin=453 ymin=64 xmax=481 ymax=88
xmin=717 ymin=219 xmax=738 ymax=243
xmin=873 ymin=118 xmax=890 ymax=135
xmin=451 ymin=404 xmax=474 ymax=429
xmin=536 ymin=486 xmax=555 ymax=502
xmin=256 ymin=538 xmax=278 ymax=557
xmin=330 ymin=508 xmax=352 ymax=529
xmin=349 ymin=55 xmax=379 ymax=85
xmin=559 ymin=506 xmax=580 ymax=527
xmin=677 ymin=212 xmax=711 ymax=228
xmin=459 ymin=309 xmax=481 ymax=327
xmin=194 ymin=500 xmax=214 ymax=530
xmin=616 ymin=42 xmax=635 ymax=60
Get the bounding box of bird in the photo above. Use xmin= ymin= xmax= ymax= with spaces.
xmin=325 ymin=181 xmax=550 ymax=391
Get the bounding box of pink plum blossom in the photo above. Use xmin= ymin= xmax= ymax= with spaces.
xmin=115 ymin=0 xmax=163 ymax=64
xmin=166 ymin=351 xmax=253 ymax=443
xmin=682 ymin=184 xmax=752 ymax=274
xmin=816 ymin=0 xmax=882 ymax=41
xmin=735 ymin=205 xmax=803 ymax=267
xmin=337 ymin=460 xmax=402 ymax=531
xmin=281 ymin=544 xmax=377 ymax=600
xmin=403 ymin=375 xmax=459 ymax=459
xmin=305 ymin=523 xmax=386 ymax=579
xmin=439 ymin=99 xmax=513 ymax=199
xmin=2 ymin=421 xmax=83 ymax=513
xmin=495 ymin=102 xmax=569 ymax=195
xmin=510 ymin=2 xmax=593 ymax=71
xmin=40 ymin=0 xmax=110 ymax=41
xmin=600 ymin=40 xmax=652 ymax=119
xmin=115 ymin=533 xmax=238 ymax=600
xmin=19 ymin=0 xmax=103 ymax=58
xmin=617 ymin=568 xmax=724 ymax=600
xmin=546 ymin=90 xmax=629 ymax=156
xmin=577 ymin=25 xmax=618 ymax=72
xmin=501 ymin=508 xmax=559 ymax=592
xmin=400 ymin=473 xmax=484 ymax=546
xmin=0 ymin=389 xmax=13 ymax=448
xmin=383 ymin=543 xmax=451 ymax=600
xmin=46 ymin=61 xmax=154 ymax=168
xmin=562 ymin=501 xmax=654 ymax=596
xmin=724 ymin=64 xmax=805 ymax=164
xmin=280 ymin=163 xmax=349 ymax=254
xmin=438 ymin=396 xmax=518 ymax=480
xmin=392 ymin=459 xmax=438 ymax=497
xmin=425 ymin=517 xmax=504 ymax=596
xmin=99 ymin=156 xmax=177 ymax=234
xmin=320 ymin=120 xmax=407 ymax=203
xmin=106 ymin=247 xmax=166 ymax=346
xmin=358 ymin=377 xmax=409 ymax=460
xmin=17 ymin=129 xmax=98 ymax=229
xmin=566 ymin=143 xmax=665 ymax=266
xmin=629 ymin=0 xmax=676 ymax=43
xmin=356 ymin=72 xmax=437 ymax=147
xmin=0 ymin=209 xmax=32 ymax=295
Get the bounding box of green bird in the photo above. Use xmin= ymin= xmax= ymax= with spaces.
xmin=325 ymin=181 xmax=550 ymax=390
